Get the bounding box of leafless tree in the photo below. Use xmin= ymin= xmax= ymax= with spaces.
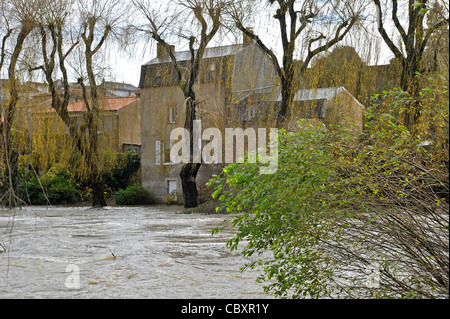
xmin=76 ymin=0 xmax=123 ymax=207
xmin=132 ymin=0 xmax=228 ymax=208
xmin=29 ymin=0 xmax=125 ymax=207
xmin=0 ymin=0 xmax=41 ymax=208
xmin=29 ymin=0 xmax=79 ymax=137
xmin=0 ymin=1 xmax=13 ymax=73
xmin=374 ymin=0 xmax=449 ymax=132
xmin=228 ymin=0 xmax=366 ymax=126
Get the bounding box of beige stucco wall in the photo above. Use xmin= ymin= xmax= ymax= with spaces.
xmin=324 ymin=90 xmax=364 ymax=134
xmin=231 ymin=42 xmax=279 ymax=105
xmin=118 ymin=99 xmax=141 ymax=149
xmin=140 ymin=82 xmax=228 ymax=201
xmin=140 ymin=42 xmax=281 ymax=203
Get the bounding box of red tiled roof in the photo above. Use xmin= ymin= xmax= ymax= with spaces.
xmin=38 ymin=97 xmax=138 ymax=113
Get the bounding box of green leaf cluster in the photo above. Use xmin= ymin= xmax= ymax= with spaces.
xmin=114 ymin=182 xmax=155 ymax=205
xmin=18 ymin=164 xmax=79 ymax=205
xmin=209 ymin=124 xmax=359 ymax=298
xmin=209 ymin=78 xmax=449 ymax=298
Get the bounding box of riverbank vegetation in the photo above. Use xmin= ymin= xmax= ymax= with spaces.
xmin=114 ymin=182 xmax=155 ymax=205
xmin=6 ymin=150 xmax=143 ymax=206
xmin=208 ymin=77 xmax=449 ymax=298
xmin=0 ymin=0 xmax=448 ymax=299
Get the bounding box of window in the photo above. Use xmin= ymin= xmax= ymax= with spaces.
xmin=207 ymin=63 xmax=216 ymax=80
xmin=167 ymin=179 xmax=177 ymax=196
xmin=156 ymin=140 xmax=175 ymax=165
xmin=163 ymin=140 xmax=173 ymax=165
xmin=248 ymin=105 xmax=256 ymax=120
xmin=240 ymin=104 xmax=256 ymax=121
xmin=168 ymin=105 xmax=176 ymax=124
xmin=155 ymin=140 xmax=161 ymax=165
xmin=154 ymin=70 xmax=162 ymax=86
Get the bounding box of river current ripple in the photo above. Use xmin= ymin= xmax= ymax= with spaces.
xmin=0 ymin=205 xmax=271 ymax=299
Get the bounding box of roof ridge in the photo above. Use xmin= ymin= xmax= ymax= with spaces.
xmin=102 ymin=96 xmax=137 ymax=99
xmin=144 ymin=43 xmax=244 ymax=65
xmin=174 ymin=43 xmax=242 ymax=53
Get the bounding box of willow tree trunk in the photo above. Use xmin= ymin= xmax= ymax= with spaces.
xmin=80 ymin=19 xmax=111 ymax=208
xmin=88 ymin=113 xmax=106 ymax=207
xmin=276 ymin=74 xmax=295 ymax=127
xmin=84 ymin=102 xmax=107 ymax=208
xmin=180 ymin=95 xmax=201 ymax=208
xmin=2 ymin=90 xmax=20 ymax=208
xmin=2 ymin=25 xmax=33 ymax=207
xmin=276 ymin=45 xmax=296 ymax=127
xmin=400 ymin=55 xmax=422 ymax=134
xmin=180 ymin=163 xmax=201 ymax=208
xmin=91 ymin=177 xmax=107 ymax=207
xmin=2 ymin=147 xmax=19 ymax=208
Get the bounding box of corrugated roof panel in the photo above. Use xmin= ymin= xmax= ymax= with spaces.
xmin=294 ymin=87 xmax=344 ymax=101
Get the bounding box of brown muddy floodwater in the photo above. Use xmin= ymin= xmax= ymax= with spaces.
xmin=0 ymin=205 xmax=272 ymax=299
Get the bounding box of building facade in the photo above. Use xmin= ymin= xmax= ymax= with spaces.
xmin=139 ymin=37 xmax=279 ymax=202
xmin=139 ymin=38 xmax=365 ymax=203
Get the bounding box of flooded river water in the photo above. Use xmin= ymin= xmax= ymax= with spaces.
xmin=0 ymin=205 xmax=271 ymax=299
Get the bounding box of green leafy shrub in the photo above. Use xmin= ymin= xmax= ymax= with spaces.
xmin=46 ymin=180 xmax=79 ymax=204
xmin=114 ymin=183 xmax=155 ymax=205
xmin=19 ymin=165 xmax=78 ymax=205
xmin=210 ymin=85 xmax=449 ymax=300
xmin=102 ymin=151 xmax=140 ymax=191
xmin=163 ymin=190 xmax=179 ymax=205
xmin=209 ymin=126 xmax=350 ymax=298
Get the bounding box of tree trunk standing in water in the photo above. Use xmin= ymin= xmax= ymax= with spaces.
xmin=1 ymin=20 xmax=34 ymax=207
xmin=178 ymin=35 xmax=206 ymax=209
xmin=133 ymin=0 xmax=223 ymax=208
xmin=374 ymin=0 xmax=449 ymax=134
xmin=180 ymin=78 xmax=201 ymax=208
xmin=78 ymin=8 xmax=114 ymax=207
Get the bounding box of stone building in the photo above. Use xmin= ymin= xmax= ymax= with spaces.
xmin=139 ymin=36 xmax=365 ymax=203
xmin=138 ymin=35 xmax=279 ymax=202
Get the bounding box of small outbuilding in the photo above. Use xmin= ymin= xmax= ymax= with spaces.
xmin=235 ymin=86 xmax=364 ymax=133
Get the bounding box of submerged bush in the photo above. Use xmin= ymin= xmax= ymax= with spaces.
xmin=114 ymin=183 xmax=155 ymax=205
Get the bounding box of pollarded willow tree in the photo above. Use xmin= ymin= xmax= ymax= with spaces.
xmin=76 ymin=0 xmax=125 ymax=207
xmin=132 ymin=0 xmax=229 ymax=208
xmin=228 ymin=0 xmax=366 ymax=126
xmin=29 ymin=0 xmax=126 ymax=207
xmin=30 ymin=0 xmax=79 ymax=145
xmin=0 ymin=0 xmax=41 ymax=208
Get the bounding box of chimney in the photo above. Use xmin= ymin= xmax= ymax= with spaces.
xmin=157 ymin=43 xmax=175 ymax=58
xmin=243 ymin=28 xmax=254 ymax=46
